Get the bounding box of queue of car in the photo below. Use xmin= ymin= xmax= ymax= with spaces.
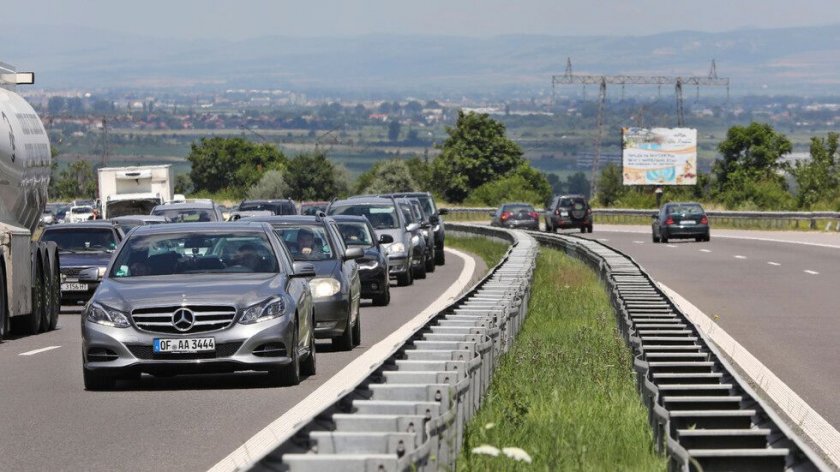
xmin=39 ymin=193 xmax=448 ymax=390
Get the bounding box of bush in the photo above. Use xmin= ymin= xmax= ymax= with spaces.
xmin=247 ymin=170 xmax=289 ymax=199
xmin=466 ymin=175 xmax=546 ymax=207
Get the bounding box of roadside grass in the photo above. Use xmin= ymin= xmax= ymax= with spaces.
xmin=445 ymin=236 xmax=510 ymax=269
xmin=457 ymin=247 xmax=664 ymax=471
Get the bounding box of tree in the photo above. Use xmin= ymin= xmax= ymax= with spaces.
xmin=596 ymin=163 xmax=625 ymax=207
xmin=286 ymin=152 xmax=349 ymax=201
xmin=187 ymin=137 xmax=286 ymax=196
xmin=792 ymin=133 xmax=839 ymax=209
xmin=247 ymin=170 xmax=290 ymax=199
xmin=565 ymin=171 xmax=591 ymax=198
xmin=387 ymin=120 xmax=401 ymax=142
xmin=51 ymin=160 xmax=97 ymax=199
xmin=430 ymin=111 xmax=526 ymax=203
xmin=363 ymin=159 xmax=417 ymax=194
xmin=174 ymin=174 xmax=194 ymax=195
xmin=466 ymin=175 xmax=545 ymax=207
xmin=714 ymin=122 xmax=792 ymax=190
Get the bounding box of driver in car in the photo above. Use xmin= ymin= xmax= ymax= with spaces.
xmin=296 ymin=229 xmax=317 ymax=256
xmin=233 ymin=243 xmax=261 ymax=271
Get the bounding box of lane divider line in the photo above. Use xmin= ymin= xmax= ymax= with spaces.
xmin=209 ymin=248 xmax=476 ymax=472
xmin=768 ymin=261 xmax=781 ymax=266
xmin=19 ymin=346 xmax=61 ymax=356
xmin=633 ymin=240 xmax=644 ymax=244
xmin=734 ymin=255 xmax=747 ymax=259
xmin=699 ymin=249 xmax=712 ymax=253
xmin=804 ymin=270 xmax=819 ymax=275
xmin=666 ymin=244 xmax=677 ymax=248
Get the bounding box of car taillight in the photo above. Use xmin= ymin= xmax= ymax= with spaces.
xmin=500 ymin=211 xmax=512 ymax=221
xmin=700 ymin=215 xmax=708 ymax=225
xmin=529 ymin=211 xmax=539 ymax=219
xmin=665 ymin=217 xmax=674 ymax=225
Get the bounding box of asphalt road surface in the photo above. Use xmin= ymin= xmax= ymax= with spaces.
xmin=0 ymin=250 xmax=482 ymax=472
xmin=576 ymin=225 xmax=840 ymax=430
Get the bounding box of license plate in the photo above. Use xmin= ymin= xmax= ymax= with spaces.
xmin=153 ymin=338 xmax=215 ymax=353
xmin=560 ymin=211 xmax=569 ymax=217
xmin=681 ymin=220 xmax=695 ymax=225
xmin=61 ymin=282 xmax=88 ymax=291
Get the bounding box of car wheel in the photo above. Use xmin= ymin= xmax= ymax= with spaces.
xmin=83 ymin=368 xmax=116 ymax=391
xmin=372 ymin=283 xmax=390 ymax=306
xmin=587 ymin=225 xmax=593 ymax=233
xmin=435 ymin=248 xmax=445 ymax=265
xmin=274 ymin=326 xmax=301 ymax=386
xmin=695 ymin=236 xmax=703 ymax=242
xmin=579 ymin=226 xmax=586 ymax=234
xmin=396 ymin=271 xmax=411 ymax=287
xmin=425 ymin=251 xmax=436 ymax=273
xmin=352 ymin=311 xmax=361 ymax=347
xmin=333 ymin=314 xmax=354 ymax=351
xmin=704 ymin=233 xmax=711 ymax=242
xmin=652 ymin=233 xmax=660 ymax=243
xmin=660 ymin=230 xmax=669 ymax=244
xmin=413 ymin=262 xmax=427 ymax=279
xmin=300 ymin=315 xmax=316 ymax=377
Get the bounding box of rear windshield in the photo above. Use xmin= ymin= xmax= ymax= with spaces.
xmin=152 ymin=208 xmax=217 ymax=222
xmin=329 ymin=204 xmax=400 ymax=230
xmin=667 ymin=204 xmax=705 ymax=215
xmin=71 ymin=207 xmax=93 ymax=214
xmin=240 ymin=201 xmax=296 ymax=215
xmin=42 ymin=228 xmax=117 ymax=252
xmin=503 ymin=204 xmax=534 ymax=213
xmin=558 ymin=198 xmax=586 ymax=210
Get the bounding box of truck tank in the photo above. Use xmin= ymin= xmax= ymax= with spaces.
xmin=0 ymin=62 xmax=51 ymax=233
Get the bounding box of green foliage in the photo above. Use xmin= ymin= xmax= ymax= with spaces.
xmin=445 ymin=236 xmax=509 ymax=269
xmin=595 ymin=163 xmax=625 ymax=206
xmin=792 ymin=133 xmax=840 ymax=209
xmin=187 ymin=137 xmax=287 ymax=197
xmin=362 ymin=159 xmax=417 ymax=194
xmin=717 ymin=176 xmax=796 ymax=210
xmin=49 ymin=160 xmax=97 ymax=199
xmin=714 ymin=122 xmax=792 ymax=190
xmin=285 ymin=152 xmax=350 ymax=201
xmin=466 ymin=175 xmax=543 ymax=207
xmin=247 ymin=169 xmax=290 ymax=199
xmin=431 ymin=111 xmax=525 ymax=203
xmin=174 ymin=173 xmax=193 ymax=195
xmin=405 ymin=156 xmax=432 ymax=190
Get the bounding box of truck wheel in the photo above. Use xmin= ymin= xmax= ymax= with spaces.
xmin=42 ymin=251 xmax=58 ymax=332
xmin=27 ymin=259 xmax=44 ymax=335
xmin=0 ymin=263 xmax=7 ymax=341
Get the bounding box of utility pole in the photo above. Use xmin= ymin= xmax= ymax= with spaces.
xmin=100 ymin=117 xmax=108 ymax=168
xmin=552 ymin=58 xmax=729 ymax=197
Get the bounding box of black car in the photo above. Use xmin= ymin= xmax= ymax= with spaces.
xmin=239 ymin=199 xmax=298 ymax=216
xmin=242 ymin=215 xmax=364 ymax=350
xmin=652 ymin=202 xmax=710 ymax=243
xmin=333 ymin=215 xmax=392 ymax=306
xmin=490 ymin=202 xmax=540 ymax=230
xmin=39 ymin=222 xmax=125 ymax=305
xmin=545 ymin=194 xmax=593 ymax=233
xmin=386 ymin=192 xmax=447 ymax=265
xmin=151 ymin=201 xmax=225 ymax=222
xmin=108 ymin=214 xmax=168 ymax=234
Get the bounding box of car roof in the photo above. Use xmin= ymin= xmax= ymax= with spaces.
xmin=300 ymin=201 xmax=329 ymax=205
xmin=331 ymin=215 xmax=370 ymax=223
xmin=332 ymin=197 xmax=395 ymax=206
xmin=152 ymin=202 xmax=215 ymax=210
xmin=109 ymin=215 xmax=168 ymax=222
xmin=555 ymin=194 xmax=586 ymax=199
xmin=241 ymin=215 xmax=332 ymax=225
xmin=130 ymin=222 xmax=270 ymax=235
xmin=502 ymin=202 xmax=534 ymax=206
xmin=240 ymin=199 xmax=294 ymax=204
xmin=43 ymin=222 xmax=117 ymax=230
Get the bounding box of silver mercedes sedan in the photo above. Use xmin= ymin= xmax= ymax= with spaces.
xmin=80 ymin=222 xmax=315 ymax=390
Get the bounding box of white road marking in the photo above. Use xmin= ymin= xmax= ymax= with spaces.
xmin=210 ymin=248 xmax=477 ymax=472
xmin=666 ymin=244 xmax=677 ymax=248
xmin=592 ymin=226 xmax=840 ymax=249
xmin=633 ymin=240 xmax=644 ymax=244
xmin=767 ymin=261 xmax=781 ymax=266
xmin=19 ymin=346 xmax=61 ymax=356
xmin=699 ymin=249 xmax=712 ymax=253
xmin=734 ymin=255 xmax=747 ymax=259
xmin=804 ymin=270 xmax=819 ymax=275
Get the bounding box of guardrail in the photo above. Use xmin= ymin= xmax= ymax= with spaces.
xmin=532 ymin=231 xmax=830 ymax=471
xmin=443 ymin=207 xmax=840 ymax=230
xmin=233 ymin=225 xmax=536 ymax=471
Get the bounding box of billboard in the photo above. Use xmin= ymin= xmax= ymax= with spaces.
xmin=621 ymin=127 xmax=697 ymax=185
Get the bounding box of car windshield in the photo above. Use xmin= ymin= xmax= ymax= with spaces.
xmin=399 ymin=204 xmax=415 ymax=224
xmin=273 ymin=225 xmax=335 ymax=261
xmin=337 ymin=222 xmax=374 ymax=247
xmin=71 ymin=207 xmax=93 ymax=214
xmin=330 ymin=204 xmax=400 ymax=229
xmin=667 ymin=204 xmax=704 ymax=215
xmin=416 ymin=196 xmax=436 ymax=216
xmin=110 ymin=231 xmax=279 ymax=277
xmin=152 ymin=208 xmax=215 ymax=222
xmin=42 ymin=228 xmax=117 ymax=252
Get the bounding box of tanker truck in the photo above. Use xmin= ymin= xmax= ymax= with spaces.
xmin=0 ymin=62 xmax=61 ymax=340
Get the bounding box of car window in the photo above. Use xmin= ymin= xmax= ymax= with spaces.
xmin=110 ymin=231 xmax=279 ymax=277
xmin=71 ymin=206 xmax=93 ymax=214
xmin=399 ymin=204 xmax=415 ymax=224
xmin=504 ymin=204 xmax=534 ymax=213
xmin=42 ymin=228 xmax=117 ymax=252
xmin=337 ymin=221 xmax=374 ymax=247
xmin=273 ymin=225 xmax=335 ymax=261
xmin=152 ymin=208 xmax=216 ymax=222
xmin=668 ymin=204 xmax=704 ymax=215
xmin=330 ymin=204 xmax=400 ymax=229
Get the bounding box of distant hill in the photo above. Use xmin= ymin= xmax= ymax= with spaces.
xmin=3 ymin=24 xmax=840 ymax=96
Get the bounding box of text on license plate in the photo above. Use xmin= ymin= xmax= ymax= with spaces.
xmin=154 ymin=338 xmax=215 ymax=353
xmin=681 ymin=220 xmax=695 ymax=225
xmin=61 ymin=283 xmax=88 ymax=291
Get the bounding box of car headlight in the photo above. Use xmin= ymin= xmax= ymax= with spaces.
xmin=411 ymin=235 xmax=421 ymax=246
xmin=85 ymin=303 xmax=130 ymax=328
xmin=358 ymin=260 xmax=379 ymax=270
xmin=421 ymin=229 xmax=429 ymax=238
xmin=240 ymin=298 xmax=286 ymax=324
xmin=309 ymin=277 xmax=341 ymax=298
xmin=97 ymin=266 xmax=107 ymax=279
xmin=387 ymin=242 xmax=406 ymax=256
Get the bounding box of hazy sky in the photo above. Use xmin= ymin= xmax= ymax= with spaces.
xmin=6 ymin=0 xmax=840 ymax=39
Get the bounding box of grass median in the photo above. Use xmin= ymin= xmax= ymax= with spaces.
xmin=453 ymin=243 xmax=664 ymax=471
xmin=446 ymin=235 xmax=511 ymax=269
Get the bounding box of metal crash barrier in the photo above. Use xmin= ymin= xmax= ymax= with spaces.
xmin=245 ymin=225 xmax=537 ymax=471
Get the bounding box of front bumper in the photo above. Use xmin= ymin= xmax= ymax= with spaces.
xmin=387 ymin=255 xmax=409 ymax=276
xmin=312 ymin=295 xmax=351 ymax=338
xmin=359 ymin=266 xmax=389 ymax=297
xmin=82 ymin=314 xmax=295 ymax=376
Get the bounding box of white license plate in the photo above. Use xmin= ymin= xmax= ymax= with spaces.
xmin=154 ymin=338 xmax=215 ymax=353
xmin=681 ymin=220 xmax=695 ymax=225
xmin=560 ymin=211 xmax=569 ymax=217
xmin=61 ymin=282 xmax=88 ymax=291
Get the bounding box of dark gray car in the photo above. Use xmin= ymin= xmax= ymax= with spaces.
xmin=490 ymin=203 xmax=540 ymax=230
xmin=652 ymin=202 xmax=710 ymax=243
xmin=151 ymin=201 xmax=225 ymax=222
xmin=328 ymin=197 xmax=420 ymax=287
xmin=244 ymin=215 xmax=364 ymax=350
xmin=80 ymin=222 xmax=316 ymax=390
xmin=386 ymin=192 xmax=447 ymax=265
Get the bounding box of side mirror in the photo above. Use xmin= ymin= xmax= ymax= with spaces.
xmin=429 ymin=215 xmax=439 ymax=225
xmin=79 ymin=267 xmax=101 ymax=282
xmin=438 ymin=208 xmax=449 ymax=216
xmin=344 ymin=246 xmax=365 ymax=261
xmin=421 ymin=222 xmax=431 ymax=229
xmin=379 ymin=234 xmax=394 ymax=244
xmin=406 ymin=223 xmax=420 ymax=232
xmin=291 ymin=261 xmax=317 ymax=278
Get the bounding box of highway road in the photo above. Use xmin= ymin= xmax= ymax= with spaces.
xmin=576 ymin=225 xmax=840 ymax=430
xmin=0 ymin=250 xmax=483 ymax=472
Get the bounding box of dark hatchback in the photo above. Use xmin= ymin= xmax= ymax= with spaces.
xmin=39 ymin=222 xmax=125 ymax=305
xmin=490 ymin=203 xmax=540 ymax=230
xmin=545 ymin=194 xmax=593 ymax=233
xmin=652 ymin=202 xmax=710 ymax=243
xmin=333 ymin=215 xmax=391 ymax=306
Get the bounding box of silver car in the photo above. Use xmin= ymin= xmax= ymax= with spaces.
xmin=80 ymin=222 xmax=315 ymax=390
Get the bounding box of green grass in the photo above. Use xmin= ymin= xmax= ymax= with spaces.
xmin=445 ymin=236 xmax=510 ymax=268
xmin=457 ymin=248 xmax=665 ymax=471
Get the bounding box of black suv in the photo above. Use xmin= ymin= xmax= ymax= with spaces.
xmin=545 ymin=194 xmax=593 ymax=233
xmin=238 ymin=199 xmax=298 ymax=216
